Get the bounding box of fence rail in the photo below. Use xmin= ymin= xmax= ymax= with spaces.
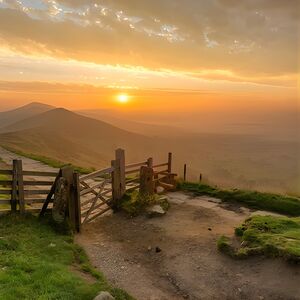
xmin=0 ymin=160 xmax=59 ymax=215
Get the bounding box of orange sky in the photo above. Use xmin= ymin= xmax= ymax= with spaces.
xmin=0 ymin=0 xmax=299 ymax=111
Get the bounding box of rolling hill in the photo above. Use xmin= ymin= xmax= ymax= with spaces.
xmin=0 ymin=108 xmax=164 ymax=169
xmin=77 ymin=109 xmax=189 ymax=137
xmin=0 ymin=102 xmax=54 ymax=129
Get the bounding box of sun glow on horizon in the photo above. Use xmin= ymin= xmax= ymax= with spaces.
xmin=117 ymin=94 xmax=130 ymax=104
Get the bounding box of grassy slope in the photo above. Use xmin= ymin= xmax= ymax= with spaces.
xmin=0 ymin=214 xmax=133 ymax=300
xmin=179 ymin=182 xmax=300 ymax=216
xmin=1 ymin=145 xmax=95 ymax=174
xmin=218 ymin=215 xmax=300 ymax=262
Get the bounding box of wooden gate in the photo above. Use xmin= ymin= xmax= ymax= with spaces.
xmin=79 ymin=167 xmax=114 ymax=224
xmin=78 ymin=149 xmax=175 ymax=225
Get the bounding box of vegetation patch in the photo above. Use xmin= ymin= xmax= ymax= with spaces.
xmin=178 ymin=182 xmax=300 ymax=216
xmin=0 ymin=214 xmax=133 ymax=300
xmin=218 ymin=215 xmax=300 ymax=263
xmin=120 ymin=190 xmax=169 ymax=217
xmin=0 ymin=173 xmax=10 ymax=210
xmin=1 ymin=145 xmax=95 ymax=174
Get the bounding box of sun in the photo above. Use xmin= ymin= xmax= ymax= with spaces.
xmin=117 ymin=94 xmax=129 ymax=104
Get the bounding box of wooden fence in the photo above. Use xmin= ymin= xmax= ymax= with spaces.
xmin=0 ymin=149 xmax=176 ymax=231
xmin=0 ymin=160 xmax=59 ymax=214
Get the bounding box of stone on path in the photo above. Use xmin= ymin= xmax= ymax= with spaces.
xmin=94 ymin=291 xmax=115 ymax=300
xmin=147 ymin=204 xmax=166 ymax=217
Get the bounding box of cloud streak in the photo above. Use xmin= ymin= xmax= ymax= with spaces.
xmin=0 ymin=0 xmax=298 ymax=86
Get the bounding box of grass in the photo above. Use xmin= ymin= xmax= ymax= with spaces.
xmin=178 ymin=182 xmax=300 ymax=216
xmin=0 ymin=214 xmax=133 ymax=300
xmin=218 ymin=215 xmax=300 ymax=262
xmin=120 ymin=190 xmax=169 ymax=216
xmin=1 ymin=146 xmax=95 ymax=174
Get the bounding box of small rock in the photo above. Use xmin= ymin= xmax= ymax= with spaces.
xmin=208 ymin=228 xmax=212 ymax=231
xmin=94 ymin=291 xmax=115 ymax=300
xmin=155 ymin=247 xmax=162 ymax=253
xmin=147 ymin=246 xmax=152 ymax=251
xmin=147 ymin=205 xmax=166 ymax=218
xmin=156 ymin=186 xmax=165 ymax=194
xmin=258 ymin=296 xmax=264 ymax=300
xmin=238 ymin=288 xmax=242 ymax=293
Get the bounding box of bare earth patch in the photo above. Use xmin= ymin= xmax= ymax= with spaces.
xmin=76 ymin=192 xmax=300 ymax=300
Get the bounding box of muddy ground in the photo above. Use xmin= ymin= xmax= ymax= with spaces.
xmin=77 ymin=192 xmax=300 ymax=300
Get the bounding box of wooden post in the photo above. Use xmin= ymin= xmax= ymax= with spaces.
xmin=115 ymin=149 xmax=125 ymax=199
xmin=184 ymin=164 xmax=187 ymax=182
xmin=11 ymin=160 xmax=18 ymax=212
xmin=61 ymin=166 xmax=76 ymax=231
xmin=16 ymin=160 xmax=25 ymax=214
xmin=168 ymin=152 xmax=172 ymax=173
xmin=72 ymin=172 xmax=81 ymax=233
xmin=140 ymin=166 xmax=154 ymax=195
xmin=199 ymin=173 xmax=202 ymax=183
xmin=147 ymin=157 xmax=153 ymax=168
xmin=111 ymin=159 xmax=121 ymax=208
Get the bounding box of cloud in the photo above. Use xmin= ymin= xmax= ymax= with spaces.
xmin=0 ymin=0 xmax=298 ymax=83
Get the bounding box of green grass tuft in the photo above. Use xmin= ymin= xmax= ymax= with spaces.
xmin=179 ymin=182 xmax=300 ymax=216
xmin=120 ymin=190 xmax=169 ymax=217
xmin=0 ymin=214 xmax=133 ymax=299
xmin=0 ymin=146 xmax=95 ymax=174
xmin=218 ymin=216 xmax=300 ymax=262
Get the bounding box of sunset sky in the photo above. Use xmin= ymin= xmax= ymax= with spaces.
xmin=0 ymin=0 xmax=299 ymax=111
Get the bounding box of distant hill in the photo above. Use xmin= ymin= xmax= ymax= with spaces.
xmin=0 ymin=108 xmax=164 ymax=169
xmin=77 ymin=109 xmax=188 ymax=137
xmin=0 ymin=102 xmax=54 ymax=129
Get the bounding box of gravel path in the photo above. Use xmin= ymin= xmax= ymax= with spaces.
xmin=77 ymin=192 xmax=300 ymax=300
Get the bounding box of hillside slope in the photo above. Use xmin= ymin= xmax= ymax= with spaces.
xmin=0 ymin=102 xmax=54 ymax=129
xmin=78 ymin=109 xmax=188 ymax=137
xmin=0 ymin=108 xmax=161 ymax=169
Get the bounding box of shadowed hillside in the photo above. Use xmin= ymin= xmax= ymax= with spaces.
xmin=0 ymin=102 xmax=54 ymax=129
xmin=0 ymin=108 xmax=163 ymax=169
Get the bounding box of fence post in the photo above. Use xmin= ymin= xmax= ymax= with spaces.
xmin=115 ymin=148 xmax=125 ymax=199
xmin=168 ymin=152 xmax=172 ymax=173
xmin=147 ymin=157 xmax=153 ymax=168
xmin=140 ymin=166 xmax=154 ymax=195
xmin=184 ymin=164 xmax=187 ymax=181
xmin=72 ymin=172 xmax=81 ymax=233
xmin=61 ymin=166 xmax=76 ymax=231
xmin=111 ymin=159 xmax=121 ymax=208
xmin=11 ymin=160 xmax=18 ymax=212
xmin=16 ymin=160 xmax=25 ymax=214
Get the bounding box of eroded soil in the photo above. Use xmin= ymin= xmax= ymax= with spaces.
xmin=76 ymin=192 xmax=300 ymax=300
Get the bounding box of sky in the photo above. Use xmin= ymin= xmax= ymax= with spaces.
xmin=0 ymin=0 xmax=299 ymax=111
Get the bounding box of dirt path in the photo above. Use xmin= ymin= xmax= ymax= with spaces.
xmin=77 ymin=192 xmax=300 ymax=300
xmin=0 ymin=146 xmax=58 ymax=174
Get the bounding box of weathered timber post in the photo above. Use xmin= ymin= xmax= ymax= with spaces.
xmin=147 ymin=157 xmax=153 ymax=168
xmin=115 ymin=149 xmax=126 ymax=198
xmin=140 ymin=166 xmax=154 ymax=196
xmin=61 ymin=166 xmax=78 ymax=231
xmin=184 ymin=164 xmax=187 ymax=182
xmin=11 ymin=160 xmax=18 ymax=212
xmin=168 ymin=152 xmax=172 ymax=173
xmin=111 ymin=159 xmax=121 ymax=209
xmin=72 ymin=172 xmax=81 ymax=233
xmin=16 ymin=160 xmax=25 ymax=214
